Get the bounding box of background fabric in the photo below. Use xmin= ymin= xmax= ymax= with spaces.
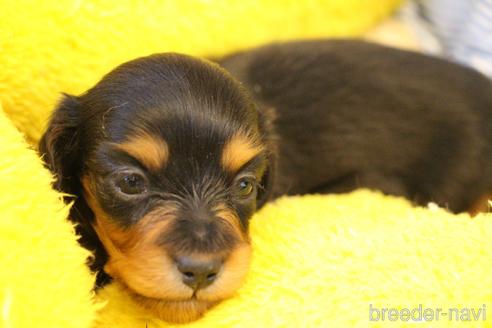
xmin=399 ymin=0 xmax=492 ymax=78
xmin=0 ymin=0 xmax=400 ymax=144
xmin=4 ymin=1 xmax=492 ymax=327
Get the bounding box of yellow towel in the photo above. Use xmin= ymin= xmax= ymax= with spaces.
xmin=2 ymin=100 xmax=492 ymax=327
xmin=0 ymin=104 xmax=96 ymax=328
xmin=10 ymin=1 xmax=487 ymax=327
xmin=0 ymin=0 xmax=400 ymax=144
xmin=94 ymin=192 xmax=492 ymax=327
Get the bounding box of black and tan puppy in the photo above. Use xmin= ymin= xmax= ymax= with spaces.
xmin=39 ymin=39 xmax=492 ymax=322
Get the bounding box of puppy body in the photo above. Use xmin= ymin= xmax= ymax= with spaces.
xmin=39 ymin=40 xmax=492 ymax=322
xmin=219 ymin=40 xmax=492 ymax=213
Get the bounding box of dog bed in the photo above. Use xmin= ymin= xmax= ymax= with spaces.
xmin=4 ymin=1 xmax=492 ymax=327
xmin=0 ymin=0 xmax=401 ymax=144
xmin=2 ymin=102 xmax=492 ymax=328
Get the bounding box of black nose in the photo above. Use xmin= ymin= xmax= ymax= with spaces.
xmin=175 ymin=256 xmax=222 ymax=290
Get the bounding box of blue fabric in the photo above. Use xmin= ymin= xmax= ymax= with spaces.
xmin=417 ymin=0 xmax=492 ymax=78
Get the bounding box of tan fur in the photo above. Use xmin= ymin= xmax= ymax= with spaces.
xmin=196 ymin=243 xmax=252 ymax=302
xmin=214 ymin=206 xmax=248 ymax=243
xmin=131 ymin=290 xmax=216 ymax=323
xmin=82 ymin=176 xmax=189 ymax=299
xmin=469 ymin=194 xmax=492 ymax=216
xmin=221 ymin=133 xmax=264 ymax=173
xmin=115 ymin=133 xmax=169 ymax=172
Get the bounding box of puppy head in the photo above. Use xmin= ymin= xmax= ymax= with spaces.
xmin=39 ymin=54 xmax=275 ymax=323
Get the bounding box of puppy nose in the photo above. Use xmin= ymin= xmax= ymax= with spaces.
xmin=175 ymin=256 xmax=222 ymax=290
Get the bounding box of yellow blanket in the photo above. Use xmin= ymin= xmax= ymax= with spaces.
xmin=0 ymin=0 xmax=399 ymax=144
xmin=7 ymin=1 xmax=490 ymax=328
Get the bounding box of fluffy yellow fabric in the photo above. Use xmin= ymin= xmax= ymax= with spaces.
xmin=0 ymin=0 xmax=400 ymax=144
xmin=0 ymin=104 xmax=96 ymax=328
xmin=10 ymin=1 xmax=489 ymax=327
xmin=94 ymin=191 xmax=492 ymax=327
xmin=3 ymin=91 xmax=492 ymax=326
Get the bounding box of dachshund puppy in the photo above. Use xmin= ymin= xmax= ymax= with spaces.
xmin=39 ymin=39 xmax=492 ymax=322
xmin=39 ymin=53 xmax=271 ymax=323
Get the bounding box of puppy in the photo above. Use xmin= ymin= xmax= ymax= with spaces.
xmin=39 ymin=39 xmax=492 ymax=322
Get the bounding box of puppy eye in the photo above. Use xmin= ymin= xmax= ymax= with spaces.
xmin=116 ymin=173 xmax=147 ymax=195
xmin=235 ymin=176 xmax=256 ymax=198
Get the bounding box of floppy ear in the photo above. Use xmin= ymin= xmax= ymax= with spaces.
xmin=256 ymin=153 xmax=276 ymax=209
xmin=38 ymin=94 xmax=82 ymax=195
xmin=39 ymin=95 xmax=112 ymax=287
xmin=256 ymin=105 xmax=277 ymax=209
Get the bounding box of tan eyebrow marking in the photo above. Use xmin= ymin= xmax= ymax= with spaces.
xmin=115 ymin=133 xmax=169 ymax=172
xmin=221 ymin=133 xmax=264 ymax=173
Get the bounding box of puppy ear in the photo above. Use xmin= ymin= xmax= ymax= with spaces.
xmin=40 ymin=95 xmax=111 ymax=286
xmin=256 ymin=153 xmax=276 ymax=209
xmin=256 ymin=105 xmax=277 ymax=209
xmin=38 ymin=94 xmax=82 ymax=194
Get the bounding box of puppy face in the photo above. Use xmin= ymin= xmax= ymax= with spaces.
xmin=39 ymin=54 xmax=274 ymax=323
